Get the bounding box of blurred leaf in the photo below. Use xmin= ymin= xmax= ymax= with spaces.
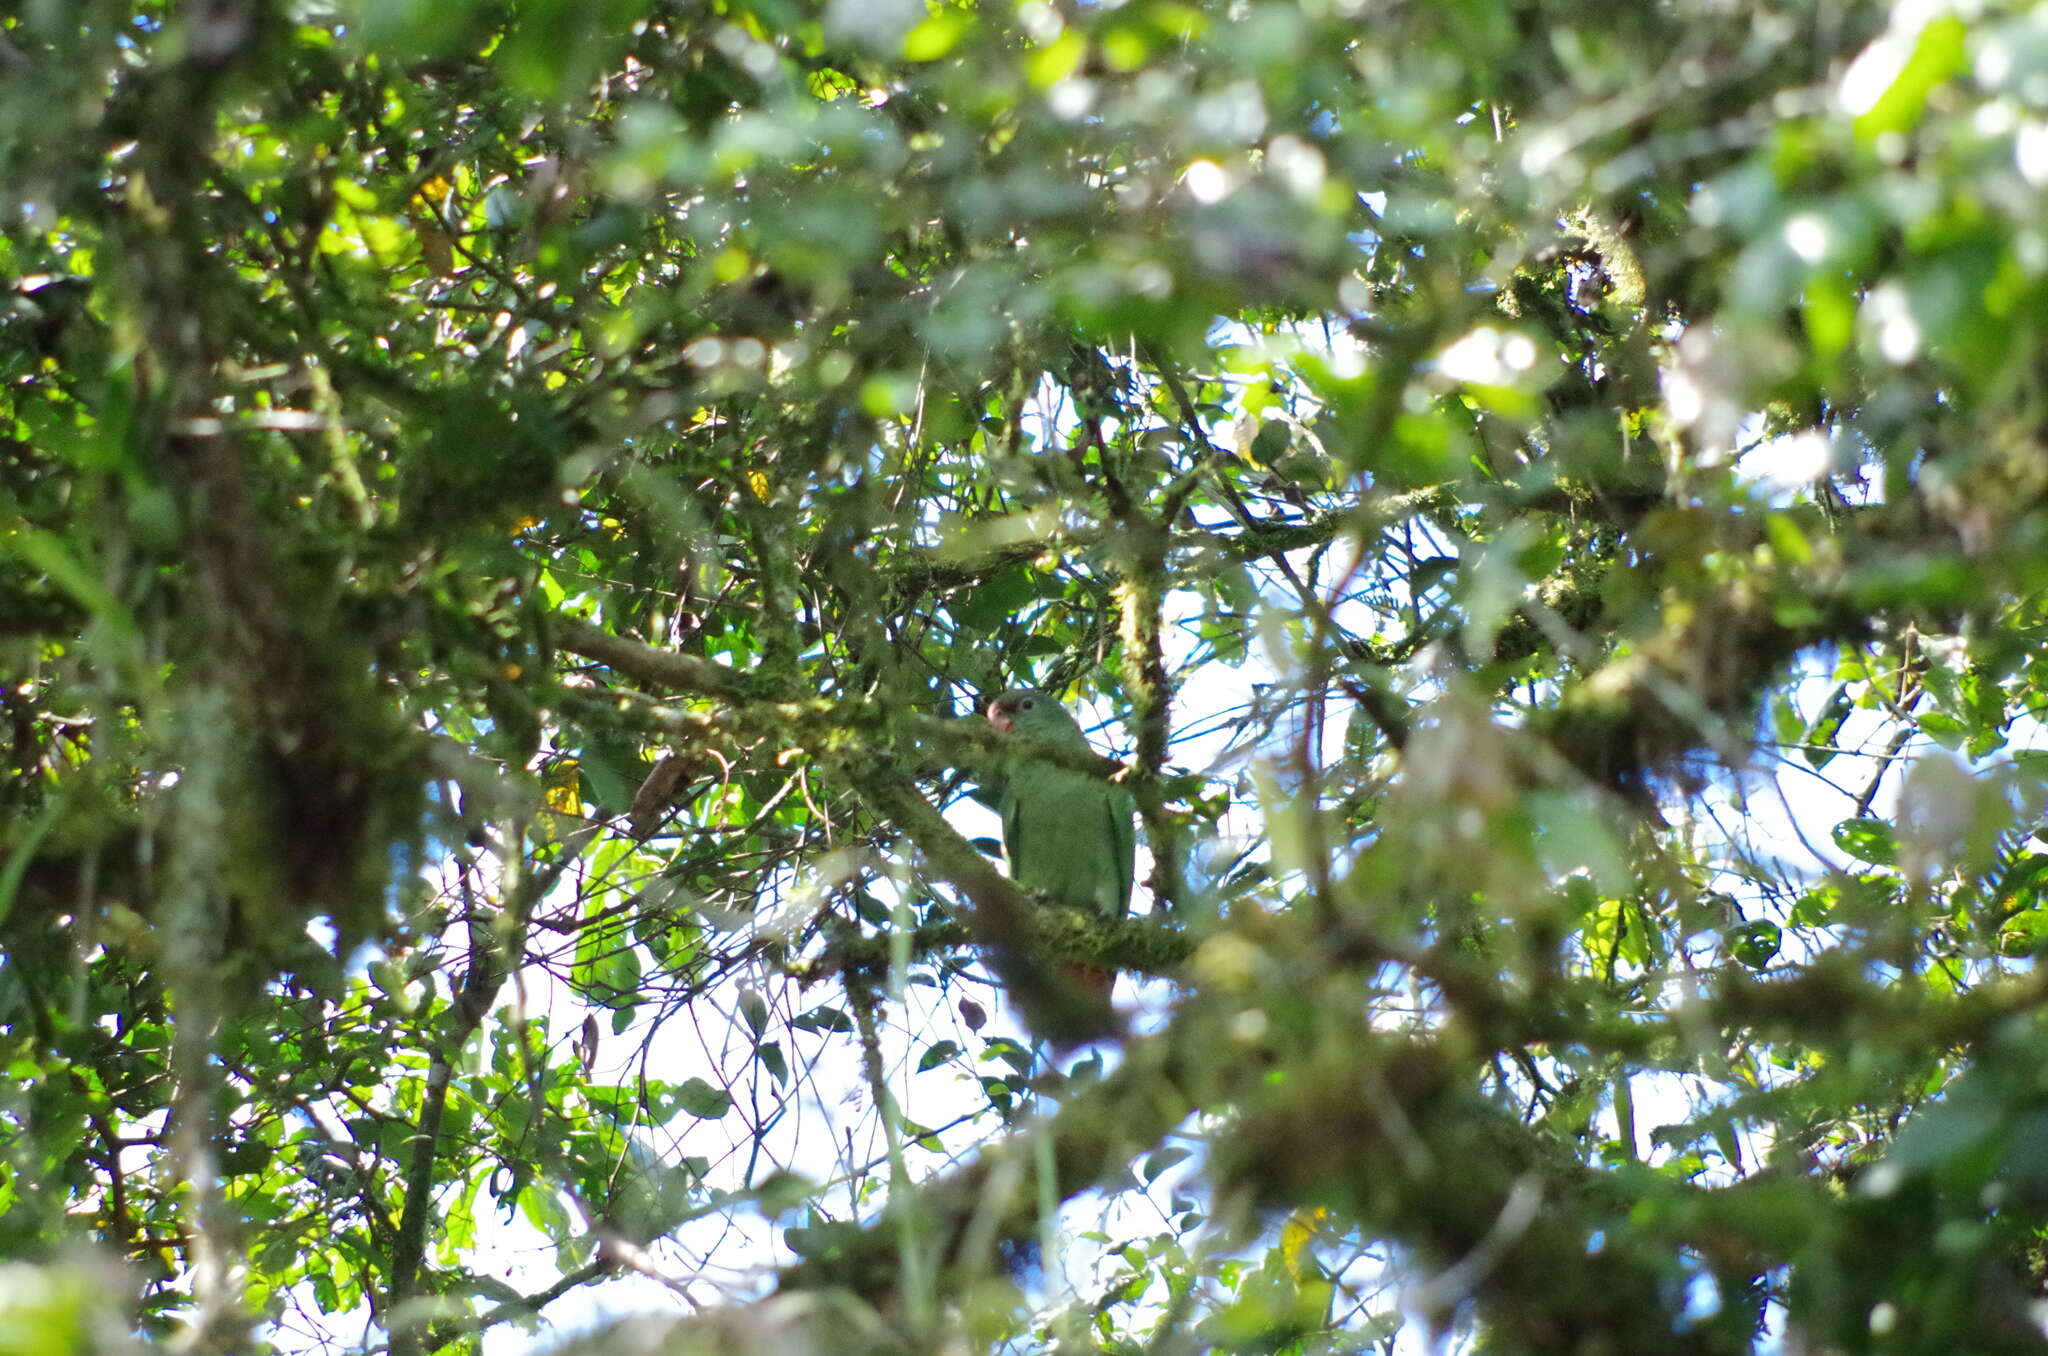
xmin=1832 ymin=818 xmax=1899 ymax=866
xmin=1726 ymin=919 xmax=1782 ymax=970
xmin=674 ymin=1078 xmax=734 ymax=1120
xmin=1801 ymin=686 xmax=1853 ymax=768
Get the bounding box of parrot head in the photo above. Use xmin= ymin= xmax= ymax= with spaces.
xmin=986 ymin=688 xmax=1088 ymax=747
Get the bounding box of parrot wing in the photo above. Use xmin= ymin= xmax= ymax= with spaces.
xmin=1000 ymin=759 xmax=1134 ymax=919
xmin=1108 ymin=780 xmax=1136 ymax=919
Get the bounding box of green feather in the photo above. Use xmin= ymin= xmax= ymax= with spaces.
xmin=988 ymin=690 xmax=1136 ymax=921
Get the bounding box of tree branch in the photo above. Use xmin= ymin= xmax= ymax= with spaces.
xmin=551 ymin=615 xmax=766 ymax=702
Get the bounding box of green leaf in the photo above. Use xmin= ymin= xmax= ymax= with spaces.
xmin=674 ymin=1077 xmax=734 ymax=1120
xmin=1917 ymin=711 xmax=1966 ymax=749
xmin=902 ymin=10 xmax=971 ymax=61
xmin=1832 ymin=818 xmax=1899 ymax=866
xmin=518 ymin=1185 xmax=573 ymax=1242
xmin=982 ymin=1037 xmax=1034 ymax=1076
xmin=950 ymin=565 xmax=1038 ymax=632
xmin=594 ymin=944 xmax=643 ymax=1002
xmin=1142 ymin=1146 xmax=1192 ymax=1182
xmin=1761 ymin=516 xmax=1810 ymax=569
xmin=2 ymin=525 xmax=142 ymax=648
xmin=898 ymin=1117 xmax=943 ymax=1150
xmin=1997 ymin=909 xmax=2048 ymax=958
xmin=739 ymin=988 xmax=770 ymax=1039
xmin=1527 ymin=792 xmax=1628 ymax=894
xmin=1801 ymin=686 xmax=1852 ymax=768
xmin=1851 ymin=15 xmax=1967 ymax=143
xmin=792 ymin=1006 xmax=854 ymax=1035
xmin=1726 ymin=919 xmax=1782 ymax=970
xmin=1247 ymin=418 xmax=1292 ymax=466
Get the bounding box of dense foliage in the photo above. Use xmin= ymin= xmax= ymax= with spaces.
xmin=10 ymin=1 xmax=2048 ymax=1352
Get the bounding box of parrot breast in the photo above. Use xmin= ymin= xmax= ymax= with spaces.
xmin=1000 ymin=760 xmax=1134 ymax=920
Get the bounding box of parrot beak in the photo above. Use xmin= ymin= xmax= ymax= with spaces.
xmin=986 ymin=701 xmax=1013 ymax=734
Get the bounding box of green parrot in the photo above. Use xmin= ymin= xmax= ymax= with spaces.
xmin=985 ymin=688 xmax=1137 ymax=999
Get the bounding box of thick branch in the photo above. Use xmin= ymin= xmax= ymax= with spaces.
xmin=801 ymin=913 xmax=1193 ymax=988
xmin=551 ymin=615 xmax=765 ymax=702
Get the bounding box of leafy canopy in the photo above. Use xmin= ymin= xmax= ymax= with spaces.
xmin=8 ymin=1 xmax=2048 ymax=1353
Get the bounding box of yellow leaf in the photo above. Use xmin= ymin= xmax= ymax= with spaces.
xmin=543 ymin=761 xmax=582 ymax=816
xmin=535 ymin=759 xmax=583 ymax=842
xmin=1281 ymin=1205 xmax=1327 ymax=1281
xmin=902 ymin=11 xmax=969 ymax=62
xmin=1026 ymin=30 xmax=1085 ymax=89
xmin=331 ymin=177 xmax=377 ymax=210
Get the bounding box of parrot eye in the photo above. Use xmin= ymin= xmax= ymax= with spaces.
xmin=1020 ymin=697 xmax=1035 ymax=709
